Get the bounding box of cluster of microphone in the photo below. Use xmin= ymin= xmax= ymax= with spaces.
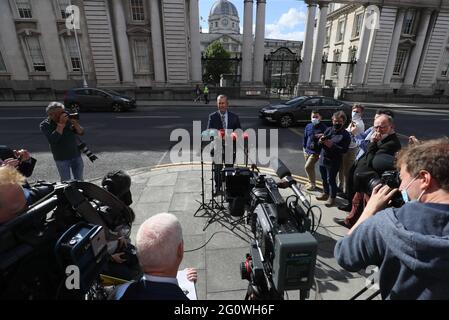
xmin=201 ymin=129 xmax=249 ymax=141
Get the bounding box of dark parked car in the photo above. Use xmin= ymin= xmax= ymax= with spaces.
xmin=259 ymin=96 xmax=352 ymax=128
xmin=64 ymin=88 xmax=137 ymax=112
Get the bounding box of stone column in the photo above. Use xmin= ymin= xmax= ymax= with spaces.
xmin=189 ymin=0 xmax=202 ymax=82
xmin=241 ymin=0 xmax=254 ymax=84
xmin=111 ymin=0 xmax=134 ymax=83
xmin=298 ymin=3 xmax=317 ymax=84
xmin=310 ymin=2 xmax=329 ymax=84
xmin=404 ymin=9 xmax=432 ymax=85
xmin=352 ymin=6 xmax=374 ymax=85
xmin=383 ymin=8 xmax=406 ymax=85
xmin=253 ymin=0 xmax=266 ymax=85
xmin=149 ymin=0 xmax=166 ymax=83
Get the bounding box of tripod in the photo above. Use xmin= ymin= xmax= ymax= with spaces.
xmin=193 ymin=142 xmax=215 ymax=218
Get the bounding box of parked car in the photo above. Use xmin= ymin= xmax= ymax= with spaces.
xmin=63 ymin=88 xmax=137 ymax=112
xmin=259 ymin=96 xmax=352 ymax=128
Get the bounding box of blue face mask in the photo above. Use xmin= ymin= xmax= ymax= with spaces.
xmin=311 ymin=118 xmax=320 ymax=125
xmin=401 ymin=175 xmax=425 ymax=203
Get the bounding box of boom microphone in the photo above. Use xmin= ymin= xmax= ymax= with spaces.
xmin=270 ymin=158 xmax=311 ymax=209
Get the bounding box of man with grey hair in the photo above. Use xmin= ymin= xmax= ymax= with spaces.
xmin=40 ymin=102 xmax=85 ymax=182
xmin=111 ymin=213 xmax=197 ymax=300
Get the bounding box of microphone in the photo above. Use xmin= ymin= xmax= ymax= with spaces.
xmin=270 ymin=158 xmax=311 ymax=209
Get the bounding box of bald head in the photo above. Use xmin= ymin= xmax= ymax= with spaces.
xmin=136 ymin=213 xmax=183 ymax=276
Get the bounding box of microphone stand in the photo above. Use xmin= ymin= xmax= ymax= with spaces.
xmin=194 ymin=139 xmax=215 ymax=218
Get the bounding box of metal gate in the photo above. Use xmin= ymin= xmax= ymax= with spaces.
xmin=264 ymin=47 xmax=301 ymax=98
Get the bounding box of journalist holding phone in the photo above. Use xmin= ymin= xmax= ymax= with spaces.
xmin=40 ymin=102 xmax=85 ymax=182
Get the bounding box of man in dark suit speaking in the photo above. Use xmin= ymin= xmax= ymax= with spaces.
xmin=207 ymin=94 xmax=242 ymax=131
xmin=206 ymin=95 xmax=242 ymax=195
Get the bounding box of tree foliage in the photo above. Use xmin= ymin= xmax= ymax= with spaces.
xmin=203 ymin=41 xmax=232 ymax=84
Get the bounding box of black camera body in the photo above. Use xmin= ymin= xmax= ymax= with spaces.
xmin=230 ymin=161 xmax=318 ymax=300
xmin=0 ymin=180 xmax=134 ymax=299
xmin=358 ymin=170 xmax=404 ymax=208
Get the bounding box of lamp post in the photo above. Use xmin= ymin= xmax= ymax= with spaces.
xmin=68 ymin=1 xmax=88 ymax=88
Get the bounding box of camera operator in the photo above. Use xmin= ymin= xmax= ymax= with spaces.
xmin=0 ymin=145 xmax=36 ymax=178
xmin=0 ymin=166 xmax=27 ymax=225
xmin=111 ymin=213 xmax=197 ymax=300
xmin=335 ymin=138 xmax=449 ymax=299
xmin=40 ymin=102 xmax=85 ymax=182
xmin=316 ymin=111 xmax=351 ymax=207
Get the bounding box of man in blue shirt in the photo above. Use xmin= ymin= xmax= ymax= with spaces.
xmin=302 ymin=110 xmax=327 ymax=191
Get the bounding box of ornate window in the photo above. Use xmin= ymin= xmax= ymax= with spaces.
xmin=353 ymin=13 xmax=364 ymax=38
xmin=132 ymin=38 xmax=151 ymax=73
xmin=332 ymin=50 xmax=341 ymax=76
xmin=56 ymin=0 xmax=71 ymax=19
xmin=14 ymin=0 xmax=32 ymax=19
xmin=0 ymin=51 xmax=6 ymax=72
xmin=393 ymin=49 xmax=409 ymax=76
xmin=130 ymin=0 xmax=145 ymax=21
xmin=64 ymin=36 xmax=81 ymax=72
xmin=402 ymin=10 xmax=416 ymax=35
xmin=325 ymin=25 xmax=331 ymax=45
xmin=23 ymin=36 xmax=46 ymax=72
xmin=336 ymin=19 xmax=346 ymax=42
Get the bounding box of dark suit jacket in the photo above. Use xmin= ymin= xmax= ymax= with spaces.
xmin=0 ymin=145 xmax=36 ymax=177
xmin=112 ymin=279 xmax=189 ymax=300
xmin=207 ymin=111 xmax=242 ymax=130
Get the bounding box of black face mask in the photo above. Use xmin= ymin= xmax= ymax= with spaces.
xmin=333 ymin=123 xmax=343 ymax=131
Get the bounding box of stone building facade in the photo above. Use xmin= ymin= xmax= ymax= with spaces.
xmin=0 ymin=0 xmax=203 ymax=100
xmin=299 ymin=0 xmax=449 ymax=101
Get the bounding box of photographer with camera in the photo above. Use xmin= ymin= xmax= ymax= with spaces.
xmin=335 ymin=139 xmax=449 ymax=299
xmin=335 ymin=113 xmax=401 ymax=228
xmin=40 ymin=102 xmax=85 ymax=182
xmin=302 ymin=110 xmax=327 ymax=191
xmin=316 ymin=111 xmax=351 ymax=207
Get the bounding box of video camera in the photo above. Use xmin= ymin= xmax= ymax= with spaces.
xmin=0 ymin=175 xmax=134 ymax=300
xmin=223 ymin=159 xmax=318 ymax=300
xmin=356 ymin=170 xmax=404 ymax=208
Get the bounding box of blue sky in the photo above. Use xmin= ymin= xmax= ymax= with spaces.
xmin=199 ymin=0 xmax=308 ymax=41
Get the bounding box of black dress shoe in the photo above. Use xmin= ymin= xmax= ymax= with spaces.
xmin=337 ymin=192 xmax=348 ymax=200
xmin=333 ymin=217 xmax=349 ymax=228
xmin=338 ymin=205 xmax=352 ymax=212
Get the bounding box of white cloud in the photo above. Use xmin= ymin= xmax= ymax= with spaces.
xmin=265 ymin=8 xmax=306 ymax=41
xmin=278 ymin=8 xmax=307 ymax=29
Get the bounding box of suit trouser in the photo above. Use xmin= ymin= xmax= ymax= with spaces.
xmin=319 ymin=163 xmax=340 ymax=198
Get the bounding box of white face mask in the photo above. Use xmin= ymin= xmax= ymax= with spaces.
xmin=352 ymin=112 xmax=361 ymax=120
xmin=311 ymin=118 xmax=320 ymax=125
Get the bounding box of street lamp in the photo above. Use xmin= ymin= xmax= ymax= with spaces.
xmin=68 ymin=1 xmax=88 ymax=88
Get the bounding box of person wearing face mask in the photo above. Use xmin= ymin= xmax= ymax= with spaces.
xmin=334 ymin=138 xmax=449 ymax=299
xmin=302 ymin=110 xmax=327 ymax=191
xmin=334 ymin=114 xmax=402 ymax=228
xmin=338 ymin=104 xmax=365 ymax=197
xmin=315 ymin=111 xmax=351 ymax=207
